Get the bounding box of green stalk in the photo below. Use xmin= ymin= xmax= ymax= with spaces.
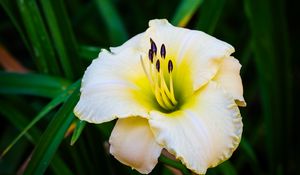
xmin=16 ymin=0 xmax=60 ymax=75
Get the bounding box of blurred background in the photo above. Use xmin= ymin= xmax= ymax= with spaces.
xmin=0 ymin=0 xmax=298 ymax=174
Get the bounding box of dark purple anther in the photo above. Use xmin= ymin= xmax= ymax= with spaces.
xmin=160 ymin=44 xmax=166 ymax=58
xmin=168 ymin=60 xmax=173 ymax=73
xmin=148 ymin=49 xmax=154 ymax=63
xmin=150 ymin=38 xmax=157 ymax=55
xmin=156 ymin=59 xmax=160 ymax=72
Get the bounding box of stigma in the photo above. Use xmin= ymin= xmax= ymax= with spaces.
xmin=141 ymin=38 xmax=178 ymax=111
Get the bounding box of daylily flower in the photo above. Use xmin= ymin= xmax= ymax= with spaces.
xmin=74 ymin=19 xmax=246 ymax=174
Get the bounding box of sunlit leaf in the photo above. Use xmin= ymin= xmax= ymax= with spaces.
xmin=172 ymin=0 xmax=204 ymax=27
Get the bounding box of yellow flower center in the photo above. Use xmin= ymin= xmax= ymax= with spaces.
xmin=141 ymin=38 xmax=178 ymax=111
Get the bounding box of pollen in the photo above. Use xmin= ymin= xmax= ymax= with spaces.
xmin=140 ymin=38 xmax=178 ymax=111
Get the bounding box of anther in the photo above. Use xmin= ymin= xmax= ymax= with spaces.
xmin=150 ymin=38 xmax=157 ymax=55
xmin=156 ymin=59 xmax=160 ymax=72
xmin=148 ymin=49 xmax=154 ymax=63
xmin=142 ymin=41 xmax=177 ymax=111
xmin=168 ymin=60 xmax=173 ymax=73
xmin=160 ymin=44 xmax=166 ymax=58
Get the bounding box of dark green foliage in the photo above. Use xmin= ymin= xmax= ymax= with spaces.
xmin=0 ymin=0 xmax=297 ymax=174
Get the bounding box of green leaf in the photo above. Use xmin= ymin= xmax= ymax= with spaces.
xmin=0 ymin=128 xmax=30 ymax=174
xmin=159 ymin=155 xmax=191 ymax=175
xmin=1 ymin=81 xmax=80 ymax=158
xmin=96 ymin=121 xmax=115 ymax=140
xmin=16 ymin=0 xmax=60 ymax=75
xmin=0 ymin=98 xmax=73 ymax=175
xmin=195 ymin=0 xmax=226 ymax=34
xmin=172 ymin=0 xmax=204 ymax=27
xmin=240 ymin=39 xmax=252 ymax=75
xmin=0 ymin=0 xmax=31 ymax=51
xmin=40 ymin=0 xmax=83 ymax=80
xmin=94 ymin=0 xmax=128 ymax=45
xmin=24 ymin=86 xmax=80 ymax=175
xmin=49 ymin=153 xmax=73 ymax=175
xmin=79 ymin=45 xmax=101 ymax=61
xmin=244 ymin=0 xmax=292 ymax=173
xmin=0 ymin=72 xmax=70 ymax=98
xmin=240 ymin=138 xmax=257 ymax=164
xmin=218 ymin=161 xmax=237 ymax=175
xmin=70 ymin=119 xmax=86 ymax=146
xmin=0 ymin=99 xmax=40 ymax=145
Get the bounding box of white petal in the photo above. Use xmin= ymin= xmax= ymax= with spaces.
xmin=110 ymin=32 xmax=144 ymax=54
xmin=142 ymin=19 xmax=235 ymax=91
xmin=213 ymin=57 xmax=246 ymax=106
xmin=109 ymin=117 xmax=162 ymax=174
xmin=149 ymin=82 xmax=242 ymax=174
xmin=74 ymin=48 xmax=155 ymax=123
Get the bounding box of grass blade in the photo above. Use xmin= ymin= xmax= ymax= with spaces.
xmin=0 ymin=0 xmax=30 ymax=51
xmin=23 ymin=86 xmax=80 ymax=175
xmin=70 ymin=119 xmax=86 ymax=146
xmin=240 ymin=138 xmax=257 ymax=165
xmin=79 ymin=45 xmax=101 ymax=61
xmin=244 ymin=0 xmax=292 ymax=173
xmin=16 ymin=0 xmax=60 ymax=75
xmin=195 ymin=0 xmax=226 ymax=34
xmin=0 ymin=128 xmax=30 ymax=174
xmin=1 ymin=81 xmax=80 ymax=158
xmin=0 ymin=99 xmax=40 ymax=144
xmin=0 ymin=98 xmax=73 ymax=175
xmin=218 ymin=161 xmax=237 ymax=175
xmin=172 ymin=0 xmax=204 ymax=27
xmin=0 ymin=72 xmax=70 ymax=98
xmin=49 ymin=153 xmax=73 ymax=175
xmin=40 ymin=0 xmax=83 ymax=80
xmin=94 ymin=0 xmax=128 ymax=45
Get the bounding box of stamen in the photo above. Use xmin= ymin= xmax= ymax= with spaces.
xmin=154 ymin=82 xmax=168 ymax=109
xmin=160 ymin=44 xmax=166 ymax=58
xmin=169 ymin=74 xmax=176 ymax=104
xmin=159 ymin=68 xmax=176 ymax=108
xmin=159 ymin=70 xmax=177 ymax=105
xmin=148 ymin=49 xmax=154 ymax=63
xmin=141 ymin=38 xmax=178 ymax=111
xmin=160 ymin=89 xmax=174 ymax=108
xmin=168 ymin=60 xmax=173 ymax=73
xmin=140 ymin=56 xmax=152 ymax=84
xmin=150 ymin=38 xmax=157 ymax=55
xmin=156 ymin=59 xmax=160 ymax=72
